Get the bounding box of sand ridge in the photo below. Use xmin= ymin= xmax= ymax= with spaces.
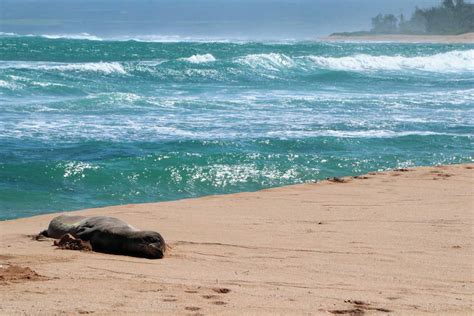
xmin=0 ymin=164 xmax=473 ymax=314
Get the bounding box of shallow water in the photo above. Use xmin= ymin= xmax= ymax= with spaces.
xmin=0 ymin=33 xmax=473 ymax=220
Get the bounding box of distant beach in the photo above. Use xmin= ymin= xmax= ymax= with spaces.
xmin=323 ymin=32 xmax=474 ymax=43
xmin=1 ymin=164 xmax=473 ymax=314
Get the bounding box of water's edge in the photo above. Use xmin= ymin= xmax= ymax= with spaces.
xmin=2 ymin=162 xmax=470 ymax=222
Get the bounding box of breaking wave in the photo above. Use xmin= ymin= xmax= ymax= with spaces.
xmin=0 ymin=61 xmax=126 ymax=74
xmin=1 ymin=50 xmax=472 ymax=78
xmin=180 ymin=53 xmax=216 ymax=63
xmin=0 ymin=32 xmax=248 ymax=43
xmin=40 ymin=33 xmax=103 ymax=41
xmin=0 ymin=32 xmax=103 ymax=41
xmin=235 ymin=50 xmax=474 ymax=73
xmin=306 ymin=50 xmax=474 ymax=72
xmin=237 ymin=53 xmax=295 ymax=71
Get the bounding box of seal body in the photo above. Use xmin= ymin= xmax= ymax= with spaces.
xmin=42 ymin=215 xmax=166 ymax=259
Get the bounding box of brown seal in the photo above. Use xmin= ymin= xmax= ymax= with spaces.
xmin=41 ymin=215 xmax=166 ymax=259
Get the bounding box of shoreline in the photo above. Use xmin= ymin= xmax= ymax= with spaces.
xmin=2 ymin=163 xmax=472 ymax=223
xmin=1 ymin=163 xmax=473 ymax=314
xmin=322 ymin=32 xmax=474 ymax=43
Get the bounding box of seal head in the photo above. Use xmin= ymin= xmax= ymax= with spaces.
xmin=127 ymin=231 xmax=166 ymax=259
xmin=89 ymin=230 xmax=166 ymax=259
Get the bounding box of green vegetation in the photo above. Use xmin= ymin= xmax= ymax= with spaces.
xmin=332 ymin=0 xmax=474 ymax=36
xmin=372 ymin=0 xmax=474 ymax=35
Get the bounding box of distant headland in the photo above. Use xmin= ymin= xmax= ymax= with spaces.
xmin=326 ymin=0 xmax=474 ymax=43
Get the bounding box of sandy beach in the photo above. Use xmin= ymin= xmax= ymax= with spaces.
xmin=322 ymin=32 xmax=474 ymax=43
xmin=0 ymin=164 xmax=473 ymax=314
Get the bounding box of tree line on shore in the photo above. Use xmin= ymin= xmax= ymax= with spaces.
xmin=333 ymin=0 xmax=474 ymax=36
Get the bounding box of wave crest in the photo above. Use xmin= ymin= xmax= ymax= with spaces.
xmin=41 ymin=33 xmax=103 ymax=41
xmin=52 ymin=62 xmax=126 ymax=74
xmin=305 ymin=50 xmax=474 ymax=72
xmin=181 ymin=54 xmax=216 ymax=63
xmin=0 ymin=61 xmax=126 ymax=74
xmin=235 ymin=50 xmax=474 ymax=73
xmin=237 ymin=53 xmax=295 ymax=71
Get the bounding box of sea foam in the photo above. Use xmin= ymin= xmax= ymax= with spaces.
xmin=40 ymin=33 xmax=103 ymax=41
xmin=306 ymin=50 xmax=474 ymax=73
xmin=237 ymin=53 xmax=295 ymax=71
xmin=181 ymin=54 xmax=216 ymax=63
xmin=0 ymin=61 xmax=126 ymax=74
xmin=235 ymin=50 xmax=474 ymax=73
xmin=52 ymin=62 xmax=126 ymax=74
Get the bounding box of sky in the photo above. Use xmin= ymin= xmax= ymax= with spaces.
xmin=0 ymin=0 xmax=449 ymax=39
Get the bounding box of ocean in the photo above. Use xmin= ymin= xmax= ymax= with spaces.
xmin=0 ymin=33 xmax=472 ymax=220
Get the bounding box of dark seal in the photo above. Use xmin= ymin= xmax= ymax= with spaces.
xmin=41 ymin=215 xmax=166 ymax=259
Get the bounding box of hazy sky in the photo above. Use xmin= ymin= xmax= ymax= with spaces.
xmin=0 ymin=0 xmax=450 ymax=39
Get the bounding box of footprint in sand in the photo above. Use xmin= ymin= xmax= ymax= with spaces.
xmin=185 ymin=306 xmax=201 ymax=311
xmin=386 ymin=296 xmax=401 ymax=301
xmin=329 ymin=308 xmax=365 ymax=315
xmin=331 ymin=300 xmax=391 ymax=314
xmin=212 ymin=287 xmax=231 ymax=294
xmin=437 ymin=173 xmax=453 ymax=178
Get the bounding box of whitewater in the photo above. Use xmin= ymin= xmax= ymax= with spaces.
xmin=0 ymin=34 xmax=473 ymax=219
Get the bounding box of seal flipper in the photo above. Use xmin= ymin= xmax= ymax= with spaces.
xmin=54 ymin=233 xmax=92 ymax=251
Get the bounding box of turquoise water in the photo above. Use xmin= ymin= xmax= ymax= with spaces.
xmin=0 ymin=34 xmax=473 ymax=220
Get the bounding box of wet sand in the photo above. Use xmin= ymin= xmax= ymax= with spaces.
xmin=0 ymin=164 xmax=473 ymax=314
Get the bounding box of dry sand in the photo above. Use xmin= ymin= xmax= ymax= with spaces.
xmin=0 ymin=164 xmax=473 ymax=315
xmin=322 ymin=32 xmax=474 ymax=43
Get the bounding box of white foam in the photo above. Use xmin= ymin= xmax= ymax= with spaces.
xmin=237 ymin=53 xmax=295 ymax=71
xmin=40 ymin=33 xmax=103 ymax=41
xmin=0 ymin=32 xmax=282 ymax=43
xmin=0 ymin=79 xmax=20 ymax=90
xmin=266 ymin=129 xmax=466 ymax=138
xmin=0 ymin=61 xmax=126 ymax=74
xmin=305 ymin=50 xmax=474 ymax=73
xmin=52 ymin=62 xmax=126 ymax=74
xmin=235 ymin=50 xmax=474 ymax=73
xmin=0 ymin=32 xmax=102 ymax=41
xmin=110 ymin=35 xmax=247 ymax=43
xmin=181 ymin=54 xmax=216 ymax=63
xmin=31 ymin=81 xmax=66 ymax=88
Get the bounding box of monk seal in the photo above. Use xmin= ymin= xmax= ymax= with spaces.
xmin=40 ymin=215 xmax=166 ymax=259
